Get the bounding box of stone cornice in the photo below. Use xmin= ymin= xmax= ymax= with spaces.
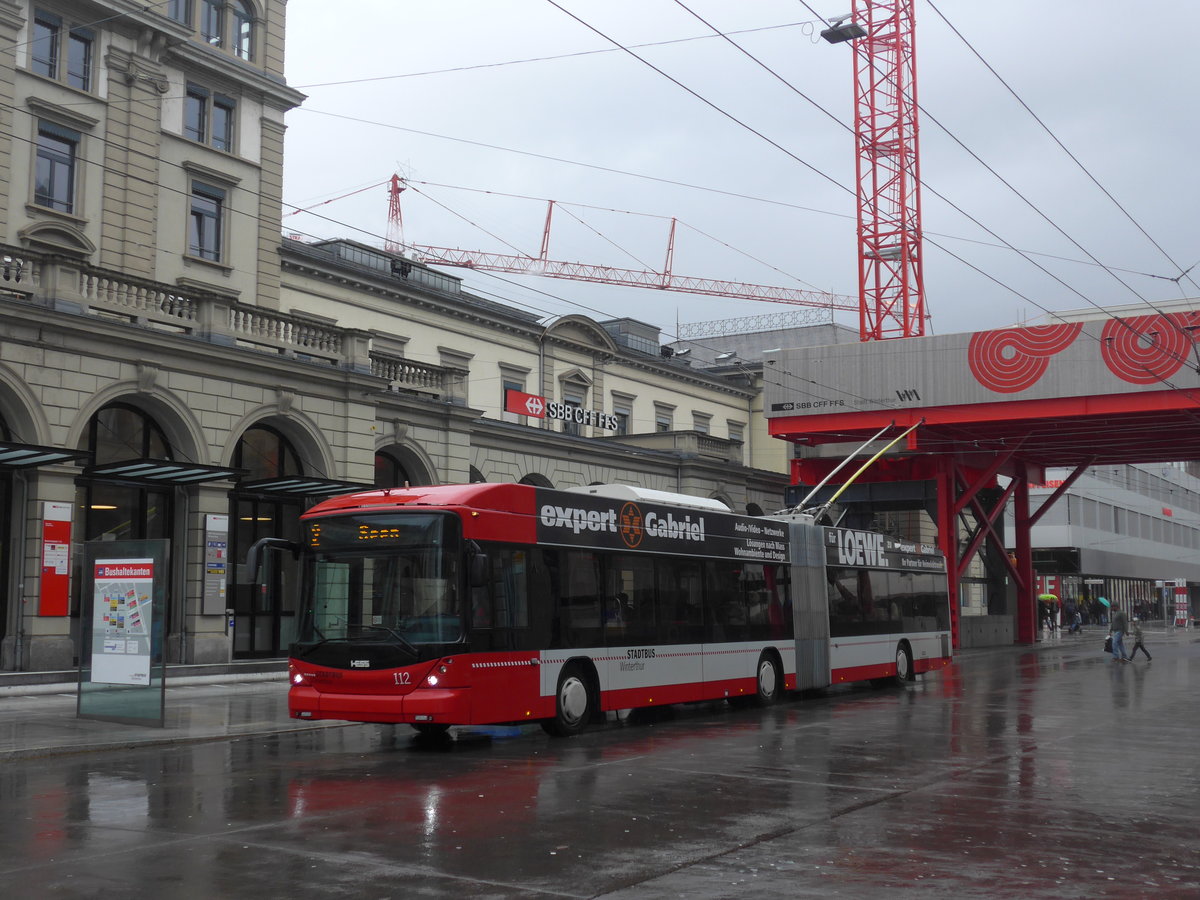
xmin=166 ymin=42 xmax=305 ymax=111
xmin=0 ymin=0 xmax=25 ymax=31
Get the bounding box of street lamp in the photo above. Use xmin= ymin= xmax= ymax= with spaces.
xmin=821 ymin=15 xmax=866 ymax=44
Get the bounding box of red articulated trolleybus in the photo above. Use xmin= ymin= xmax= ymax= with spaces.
xmin=254 ymin=483 xmax=951 ymax=737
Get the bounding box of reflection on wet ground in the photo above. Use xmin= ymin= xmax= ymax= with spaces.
xmin=1 ymin=633 xmax=1199 ymax=898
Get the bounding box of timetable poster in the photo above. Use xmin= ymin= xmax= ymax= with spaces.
xmin=91 ymin=558 xmax=154 ymax=686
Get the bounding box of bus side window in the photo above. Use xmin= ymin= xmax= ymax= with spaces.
xmin=609 ymin=553 xmax=655 ymax=645
xmin=559 ymin=550 xmax=603 ymax=648
xmin=707 ymin=560 xmax=746 ymax=642
xmin=658 ymin=559 xmax=702 ymax=644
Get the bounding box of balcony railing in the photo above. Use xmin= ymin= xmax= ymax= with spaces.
xmin=603 ymin=429 xmax=744 ymax=462
xmin=0 ymin=244 xmax=461 ymax=398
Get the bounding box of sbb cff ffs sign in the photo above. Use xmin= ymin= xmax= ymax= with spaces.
xmin=505 ymin=389 xmax=620 ymax=432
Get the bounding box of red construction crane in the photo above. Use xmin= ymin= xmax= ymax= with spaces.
xmin=386 ymin=176 xmax=857 ymax=313
xmin=849 ymin=0 xmax=926 ymax=340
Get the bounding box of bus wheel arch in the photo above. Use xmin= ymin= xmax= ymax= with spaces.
xmin=895 ymin=640 xmax=915 ymax=685
xmin=542 ymin=659 xmax=599 ymax=737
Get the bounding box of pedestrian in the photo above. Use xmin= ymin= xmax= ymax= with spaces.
xmin=1068 ymin=609 xmax=1082 ymax=634
xmin=1128 ymin=617 xmax=1152 ymax=661
xmin=1110 ymin=601 xmax=1129 ymax=662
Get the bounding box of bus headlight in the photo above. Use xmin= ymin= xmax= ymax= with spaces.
xmin=424 ymin=674 xmax=440 ymax=687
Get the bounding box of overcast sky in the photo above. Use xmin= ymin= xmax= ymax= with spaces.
xmin=281 ymin=1 xmax=1199 ymax=343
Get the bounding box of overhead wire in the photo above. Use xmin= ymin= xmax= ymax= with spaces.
xmin=924 ymin=0 xmax=1200 ymax=294
xmin=290 ymin=19 xmax=825 ymax=90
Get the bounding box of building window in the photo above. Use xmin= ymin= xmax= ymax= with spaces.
xmin=728 ymin=422 xmax=744 ymax=444
xmin=654 ymin=404 xmax=674 ymax=433
xmin=692 ymin=413 xmax=711 ymax=434
xmin=172 ymin=0 xmax=254 ymax=60
xmin=184 ymin=87 xmax=207 ymax=143
xmin=201 ymin=0 xmax=223 ymax=45
xmin=189 ymin=182 xmax=226 ymax=261
xmin=232 ymin=1 xmax=254 ymax=60
xmin=613 ymin=405 xmax=631 ymax=435
xmin=167 ymin=0 xmax=192 ymax=23
xmin=185 ymin=85 xmax=236 ymax=151
xmin=563 ymin=390 xmax=585 ymax=436
xmin=501 ymin=377 xmax=525 ymax=423
xmin=31 ymin=12 xmax=58 ymax=78
xmin=611 ymin=393 xmax=635 ymax=436
xmin=375 ymin=451 xmax=412 ymax=489
xmin=34 ymin=121 xmax=80 ymax=213
xmin=31 ymin=10 xmax=93 ymax=91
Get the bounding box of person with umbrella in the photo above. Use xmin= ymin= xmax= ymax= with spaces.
xmin=1109 ymin=600 xmax=1130 ymax=662
xmin=1038 ymin=593 xmax=1059 ymax=634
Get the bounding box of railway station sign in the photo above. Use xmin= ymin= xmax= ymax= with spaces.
xmin=505 ymin=388 xmax=619 ymax=431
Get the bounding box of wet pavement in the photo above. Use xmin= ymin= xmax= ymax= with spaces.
xmin=1 ymin=627 xmax=1198 ymax=898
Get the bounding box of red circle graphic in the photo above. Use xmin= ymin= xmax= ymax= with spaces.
xmin=1100 ymin=314 xmax=1189 ymax=384
xmin=967 ymin=323 xmax=1082 ymax=393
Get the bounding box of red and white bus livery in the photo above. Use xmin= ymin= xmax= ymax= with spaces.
xmin=265 ymin=483 xmax=950 ymax=736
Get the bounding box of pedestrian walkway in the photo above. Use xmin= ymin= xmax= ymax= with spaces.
xmin=0 ymin=669 xmax=354 ymax=761
xmin=0 ymin=625 xmax=1192 ymax=761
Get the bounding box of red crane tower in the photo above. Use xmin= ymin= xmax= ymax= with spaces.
xmin=848 ymin=0 xmax=926 ymax=340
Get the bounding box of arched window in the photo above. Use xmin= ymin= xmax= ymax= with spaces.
xmin=230 ymin=424 xmax=304 ymax=659
xmin=374 ymin=451 xmax=411 ymax=489
xmin=232 ymin=423 xmax=301 ymax=480
xmin=85 ymin=402 xmax=171 ymax=463
xmin=169 ymin=0 xmax=254 ymax=61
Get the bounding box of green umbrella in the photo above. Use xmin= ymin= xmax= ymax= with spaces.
xmin=1037 ymin=593 xmax=1058 ymax=602
xmin=1097 ymin=597 xmax=1111 ymax=607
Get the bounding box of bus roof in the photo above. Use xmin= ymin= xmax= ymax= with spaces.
xmin=302 ymin=483 xmax=534 ymax=519
xmin=563 ymin=484 xmax=731 ymax=513
xmin=305 ymin=483 xmax=737 ymax=520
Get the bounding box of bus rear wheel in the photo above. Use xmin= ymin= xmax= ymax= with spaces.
xmin=542 ymin=663 xmax=594 ymax=737
xmin=754 ymin=652 xmax=782 ymax=705
xmin=895 ymin=641 xmax=915 ymax=686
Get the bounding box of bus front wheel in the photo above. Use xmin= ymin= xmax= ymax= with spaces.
xmin=895 ymin=642 xmax=915 ymax=686
xmin=542 ymin=663 xmax=594 ymax=737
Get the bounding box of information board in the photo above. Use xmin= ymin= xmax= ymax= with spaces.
xmin=78 ymin=539 xmax=168 ymax=727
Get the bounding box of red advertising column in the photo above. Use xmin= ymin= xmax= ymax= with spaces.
xmin=39 ymin=502 xmax=73 ymax=616
xmin=1174 ymin=578 xmax=1190 ymax=628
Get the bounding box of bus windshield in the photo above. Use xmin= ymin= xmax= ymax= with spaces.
xmin=300 ymin=512 xmax=464 ymax=645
